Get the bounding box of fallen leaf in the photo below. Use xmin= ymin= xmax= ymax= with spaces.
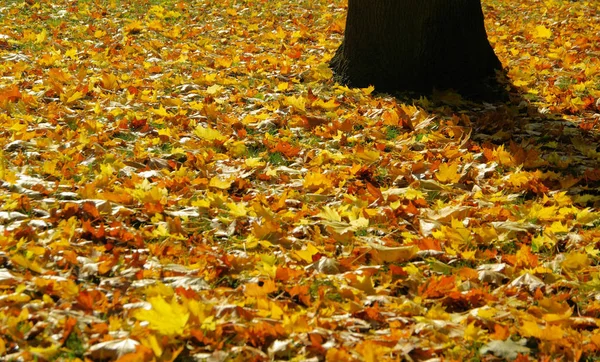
xmin=480 ymin=339 xmax=530 ymax=360
xmin=133 ymin=296 xmax=189 ymax=336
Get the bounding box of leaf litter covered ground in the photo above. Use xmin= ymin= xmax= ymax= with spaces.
xmin=0 ymin=0 xmax=599 ymax=360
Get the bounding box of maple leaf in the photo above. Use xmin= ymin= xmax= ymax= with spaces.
xmin=208 ymin=176 xmax=233 ymax=190
xmin=194 ymin=126 xmax=227 ymax=142
xmin=283 ymin=95 xmax=306 ymax=112
xmin=294 ymin=243 xmax=321 ymax=263
xmin=28 ymin=344 xmax=61 ymax=360
xmin=436 ymin=162 xmax=461 ymax=183
xmin=534 ymin=25 xmax=552 ymax=39
xmin=312 ymin=98 xmax=339 ymax=111
xmin=317 ymin=205 xmax=342 ymax=222
xmin=35 ymin=29 xmax=47 ymax=44
xmin=561 ymin=252 xmax=590 ymax=271
xmin=519 ymin=320 xmax=564 ymax=341
xmin=367 ymin=242 xmax=418 ymax=263
xmin=1 ymin=0 xmax=599 ymax=360
xmin=303 ymin=170 xmax=334 ymax=191
xmin=133 ymin=296 xmax=189 ymax=336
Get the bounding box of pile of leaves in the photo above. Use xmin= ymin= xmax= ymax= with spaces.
xmin=0 ymin=0 xmax=599 ymax=360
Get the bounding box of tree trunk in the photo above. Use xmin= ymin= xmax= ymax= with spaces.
xmin=330 ymin=0 xmax=502 ymax=94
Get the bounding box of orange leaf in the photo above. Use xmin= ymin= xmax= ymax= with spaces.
xmin=244 ymin=280 xmax=277 ymax=297
xmin=366 ymin=182 xmax=383 ymax=201
xmin=326 ymin=347 xmax=354 ymax=362
xmin=418 ymin=275 xmax=456 ymax=299
xmin=81 ymin=201 xmax=101 ymax=220
xmin=490 ymin=324 xmax=510 ymax=340
xmin=61 ymin=317 xmax=77 ymax=345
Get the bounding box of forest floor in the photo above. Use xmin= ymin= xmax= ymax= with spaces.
xmin=0 ymin=0 xmax=599 ymax=361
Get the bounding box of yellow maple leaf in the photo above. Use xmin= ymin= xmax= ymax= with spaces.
xmin=477 ymin=307 xmax=497 ymax=320
xmin=532 ymin=234 xmax=556 ymax=250
xmin=227 ymin=140 xmax=247 ymax=157
xmin=534 ymin=25 xmax=552 ymax=39
xmin=283 ymin=95 xmax=306 ymax=113
xmin=352 ymin=274 xmax=375 ymax=294
xmin=540 ymin=297 xmax=572 ymax=322
xmin=354 ymin=148 xmax=380 ymax=163
xmin=101 ymin=73 xmax=119 ymax=90
xmin=547 ymin=221 xmax=569 ymax=234
xmin=29 ymin=344 xmax=61 ymax=360
xmin=508 ymin=171 xmax=531 ymax=187
xmin=148 ymin=19 xmax=164 ymax=31
xmin=561 ymin=252 xmax=590 ymax=271
xmin=311 ymin=63 xmax=334 ymax=81
xmin=140 ymin=333 xmax=163 ymax=357
xmin=520 ymin=320 xmax=563 ymax=341
xmin=209 ymin=176 xmax=233 ymax=190
xmin=268 ymin=301 xmax=284 ymax=319
xmin=317 ymin=206 xmax=342 ymax=222
xmin=144 ymin=283 xmax=175 ymax=298
xmin=368 ymin=243 xmax=418 ymax=263
xmin=35 ymin=29 xmax=47 ymax=44
xmin=356 ymin=340 xmax=390 ymax=362
xmin=157 ymin=128 xmax=172 ymax=138
xmin=214 ymin=56 xmax=233 ymax=69
xmin=124 ymin=20 xmax=144 ymax=34
xmin=64 ymin=90 xmax=84 ymax=104
xmin=245 ymin=157 xmax=266 ymax=168
xmin=312 ymin=98 xmax=339 ymax=111
xmin=464 ymin=321 xmax=481 ymax=342
xmin=473 ymin=226 xmax=498 ymax=244
xmin=513 ymin=79 xmax=530 ymax=87
xmin=294 ymin=243 xmax=320 ymax=263
xmin=576 ymin=208 xmax=599 ymax=225
xmin=227 ymin=202 xmax=247 ymax=217
xmin=494 ymin=145 xmax=516 ymax=166
xmin=11 ymin=254 xmax=43 ymax=273
xmin=65 ymin=47 xmax=77 ymax=59
xmin=433 ymin=218 xmax=472 ymax=250
xmin=194 ymin=126 xmax=226 ymax=142
xmin=404 ymin=188 xmax=425 ymax=200
xmin=436 ymin=162 xmax=461 ymax=184
xmin=362 ymin=85 xmax=375 ymax=95
xmin=526 ymin=204 xmax=558 ymax=221
xmin=133 ymin=296 xmax=189 ymax=336
xmin=303 ymin=171 xmax=333 ymax=191
xmin=350 ymin=217 xmax=369 ymax=229
xmin=150 ymin=105 xmax=171 ymax=117
xmin=552 ymin=191 xmax=572 ymax=206
xmin=206 ymin=84 xmax=223 ymax=95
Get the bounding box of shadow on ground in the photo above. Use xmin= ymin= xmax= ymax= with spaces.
xmin=387 ymin=75 xmax=600 ymax=209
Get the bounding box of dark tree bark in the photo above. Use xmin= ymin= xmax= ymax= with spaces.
xmin=330 ymin=0 xmax=503 ymax=94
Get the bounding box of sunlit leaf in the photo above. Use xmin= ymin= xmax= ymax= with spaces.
xmin=534 ymin=25 xmax=552 ymax=39
xmin=436 ymin=162 xmax=461 ymax=183
xmin=208 ymin=176 xmax=233 ymax=190
xmin=367 ymin=242 xmax=419 ymax=263
xmin=1 ymin=0 xmax=598 ymax=360
xmin=294 ymin=243 xmax=320 ymax=263
xmin=194 ymin=126 xmax=227 ymax=142
xmin=133 ymin=296 xmax=189 ymax=336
